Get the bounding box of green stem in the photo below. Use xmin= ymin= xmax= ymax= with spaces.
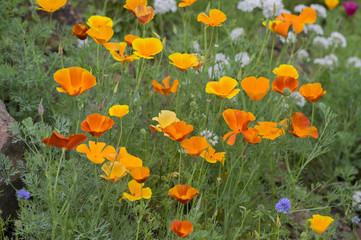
xmin=42 ymin=13 xmax=52 ymax=52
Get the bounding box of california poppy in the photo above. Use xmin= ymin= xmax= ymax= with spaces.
xmin=149 ymin=110 xmax=179 ymax=134
xmin=42 ymin=131 xmax=87 ymax=150
xmin=117 ymin=153 xmax=143 ymax=172
xmin=206 ymin=76 xmax=240 ymax=99
xmin=163 ymin=121 xmax=194 ymax=141
xmin=132 ymin=38 xmax=163 ymax=59
xmin=168 ymin=53 xmax=199 ymax=71
xmin=325 ymin=0 xmax=339 ymax=10
xmin=168 ymin=184 xmax=199 ymax=204
xmin=181 ymin=136 xmax=210 ymax=157
xmin=100 ymin=161 xmax=127 ymax=182
xmin=290 ymin=112 xmax=318 ymax=138
xmin=308 ymin=214 xmax=334 ymax=234
xmin=109 ymin=42 xmax=139 ymax=67
xmin=242 ymin=127 xmax=262 ymax=144
xmin=179 ymin=0 xmax=197 ymax=7
xmin=254 ymin=120 xmax=287 ymax=140
xmin=122 ymin=180 xmax=152 ymax=201
xmin=241 ymin=76 xmax=270 ymax=101
xmin=54 ymin=67 xmax=96 ymax=97
xmin=87 ymin=15 xmax=113 ymax=29
xmin=197 ymin=9 xmax=227 ymax=28
xmin=76 ymin=141 xmax=116 ymax=164
xmin=272 ymin=65 xmax=299 ymax=95
xmin=170 ymin=220 xmax=194 ymax=238
xmin=130 ymin=166 xmax=150 ymax=183
xmin=81 ymin=113 xmax=114 ymax=138
xmin=152 ymin=76 xmax=179 ymax=95
xmin=124 ymin=0 xmax=148 ymax=14
xmin=86 ymin=26 xmax=114 ymax=45
xmin=200 ymin=147 xmax=225 ymax=164
xmin=125 ymin=34 xmax=140 ymax=47
xmin=109 ymin=105 xmax=129 ymax=119
xmin=133 ymin=5 xmax=155 ymax=24
xmin=37 ymin=0 xmax=66 ymax=13
xmin=299 ymin=83 xmax=326 ymax=103
xmin=222 ymin=109 xmax=256 ymax=145
xmin=72 ymin=24 xmax=88 ymax=40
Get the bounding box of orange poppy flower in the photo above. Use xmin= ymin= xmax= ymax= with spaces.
xmin=37 ymin=0 xmax=66 ymax=12
xmin=222 ymin=109 xmax=256 ymax=145
xmin=242 ymin=127 xmax=262 ymax=144
xmin=168 ymin=185 xmax=199 ymax=204
xmin=170 ymin=220 xmax=194 ymax=238
xmin=72 ymin=24 xmax=88 ymax=40
xmin=180 ymin=136 xmax=210 ymax=157
xmin=197 ymin=9 xmax=227 ymax=28
xmin=241 ymin=76 xmax=270 ymax=101
xmin=109 ymin=42 xmax=139 ymax=67
xmin=254 ymin=120 xmax=288 ymax=140
xmin=54 ymin=67 xmax=96 ymax=97
xmin=299 ymin=83 xmax=326 ymax=103
xmin=163 ymin=121 xmax=194 ymax=142
xmin=86 ymin=26 xmax=114 ymax=45
xmin=290 ymin=112 xmax=318 ymax=138
xmin=87 ymin=15 xmax=113 ymax=29
xmin=149 ymin=110 xmax=179 ymax=134
xmin=117 ymin=153 xmax=143 ymax=172
xmin=325 ymin=0 xmax=339 ymax=10
xmin=308 ymin=215 xmax=334 ymax=234
xmin=109 ymin=105 xmax=129 ymax=119
xmin=122 ymin=180 xmax=152 ymax=201
xmin=132 ymin=37 xmax=163 ymax=59
xmin=76 ymin=141 xmax=116 ymax=164
xmin=168 ymin=53 xmax=199 ymax=71
xmin=179 ymin=0 xmax=197 ymax=7
xmin=124 ymin=34 xmax=140 ymax=47
xmin=124 ymin=0 xmax=148 ymax=13
xmin=42 ymin=131 xmax=87 ymax=150
xmin=272 ymin=8 xmax=317 ymax=38
xmin=81 ymin=113 xmax=114 ymax=138
xmin=200 ymin=147 xmax=225 ymax=164
xmin=133 ymin=5 xmax=155 ymax=24
xmin=130 ymin=166 xmax=150 ymax=183
xmin=100 ymin=161 xmax=127 ymax=182
xmin=205 ymin=76 xmax=240 ymax=99
xmin=272 ymin=65 xmax=299 ymax=95
xmin=152 ymin=76 xmax=179 ymax=95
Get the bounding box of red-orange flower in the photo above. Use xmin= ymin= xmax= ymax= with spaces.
xmin=241 ymin=76 xmax=270 ymax=101
xmin=222 ymin=109 xmax=256 ymax=145
xmin=42 ymin=131 xmax=87 ymax=150
xmin=299 ymin=83 xmax=326 ymax=103
xmin=200 ymin=147 xmax=225 ymax=164
xmin=133 ymin=5 xmax=155 ymax=24
xmin=181 ymin=136 xmax=210 ymax=157
xmin=168 ymin=185 xmax=199 ymax=204
xmin=54 ymin=67 xmax=96 ymax=97
xmin=130 ymin=166 xmax=150 ymax=183
xmin=197 ymin=9 xmax=227 ymax=28
xmin=124 ymin=34 xmax=140 ymax=47
xmin=163 ymin=121 xmax=194 ymax=141
xmin=171 ymin=220 xmax=194 ymax=238
xmin=81 ymin=113 xmax=114 ymax=137
xmin=72 ymin=24 xmax=89 ymax=40
xmin=124 ymin=0 xmax=147 ymax=13
xmin=152 ymin=76 xmax=179 ymax=95
xmin=272 ymin=65 xmax=299 ymax=95
xmin=242 ymin=127 xmax=262 ymax=144
xmin=179 ymin=0 xmax=197 ymax=7
xmin=290 ymin=113 xmax=318 ymax=138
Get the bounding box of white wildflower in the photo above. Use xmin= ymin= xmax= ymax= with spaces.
xmin=347 ymin=57 xmax=361 ymax=68
xmin=262 ymin=0 xmax=284 ymax=18
xmin=297 ymin=49 xmax=310 ymax=62
xmin=294 ymin=4 xmax=307 ymax=13
xmin=235 ymin=52 xmax=252 ymax=67
xmin=352 ymin=191 xmax=361 ymax=209
xmin=280 ymin=32 xmax=296 ymax=44
xmin=154 ymin=0 xmax=177 ymax=14
xmin=313 ymin=36 xmax=330 ymax=49
xmin=310 ymin=4 xmax=327 ymax=18
xmin=237 ymin=0 xmax=262 ymax=12
xmin=304 ymin=24 xmax=324 ymax=35
xmin=208 ymin=63 xmax=226 ymax=79
xmin=290 ymin=92 xmax=306 ymax=107
xmin=230 ymin=28 xmax=245 ymax=41
xmin=200 ymin=129 xmax=219 ymax=146
xmin=314 ymin=54 xmax=338 ymax=68
xmin=328 ymin=32 xmax=347 ymax=48
xmin=193 ymin=41 xmax=200 ymax=52
xmin=215 ymin=53 xmax=230 ymax=65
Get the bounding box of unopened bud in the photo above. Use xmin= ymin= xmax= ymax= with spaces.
xmin=162 ymin=37 xmax=166 ymax=47
xmin=58 ymin=44 xmax=63 ymax=55
xmin=140 ymin=128 xmax=147 ymax=136
xmin=114 ymin=82 xmax=119 ymax=94
xmin=276 ymin=215 xmax=281 ymax=228
xmin=152 ymin=31 xmax=160 ymax=39
xmin=38 ymin=99 xmax=44 ymax=116
xmin=283 ymin=88 xmax=292 ymax=96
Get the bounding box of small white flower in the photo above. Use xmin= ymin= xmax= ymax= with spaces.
xmin=77 ymin=38 xmax=89 ymax=48
xmin=314 ymin=54 xmax=338 ymax=68
xmin=280 ymin=32 xmax=296 ymax=44
xmin=310 ymin=4 xmax=327 ymax=18
xmin=208 ymin=63 xmax=226 ymax=79
xmin=215 ymin=53 xmax=230 ymax=65
xmin=347 ymin=57 xmax=361 ymax=68
xmin=304 ymin=24 xmax=324 ymax=35
xmin=193 ymin=41 xmax=200 ymax=52
xmin=297 ymin=49 xmax=310 ymax=62
xmin=328 ymin=32 xmax=347 ymax=48
xmin=313 ymin=36 xmax=330 ymax=49
xmin=200 ymin=129 xmax=219 ymax=146
xmin=230 ymin=28 xmax=245 ymax=41
xmin=262 ymin=0 xmax=284 ymax=18
xmin=294 ymin=4 xmax=307 ymax=13
xmin=235 ymin=52 xmax=252 ymax=67
xmin=352 ymin=191 xmax=361 ymax=209
xmin=237 ymin=0 xmax=262 ymax=12
xmin=154 ymin=0 xmax=177 ymax=14
xmin=290 ymin=92 xmax=306 ymax=107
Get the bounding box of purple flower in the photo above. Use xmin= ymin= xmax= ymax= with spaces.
xmin=17 ymin=189 xmax=30 ymax=200
xmin=352 ymin=216 xmax=360 ymax=224
xmin=275 ymin=198 xmax=291 ymax=214
xmin=343 ymin=1 xmax=359 ymax=16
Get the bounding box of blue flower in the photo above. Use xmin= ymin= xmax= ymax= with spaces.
xmin=351 ymin=216 xmax=360 ymax=224
xmin=275 ymin=198 xmax=291 ymax=214
xmin=17 ymin=189 xmax=30 ymax=200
